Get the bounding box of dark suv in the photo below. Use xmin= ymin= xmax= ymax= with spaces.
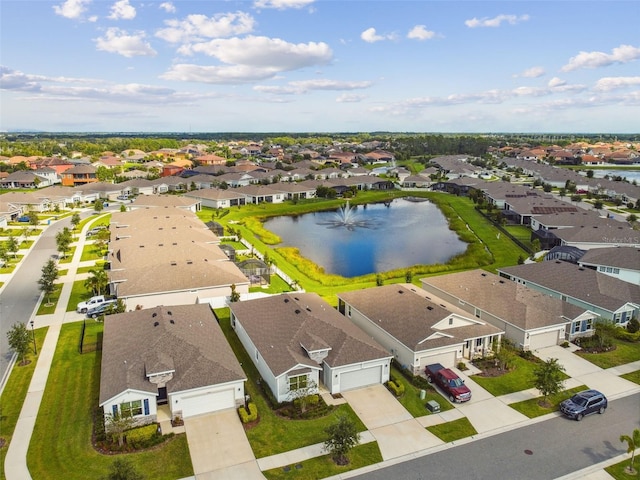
xmin=559 ymin=389 xmax=607 ymax=421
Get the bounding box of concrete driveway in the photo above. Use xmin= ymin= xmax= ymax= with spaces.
xmin=342 ymin=384 xmax=443 ymax=460
xmin=184 ymin=409 xmax=263 ymax=479
xmin=534 ymin=345 xmax=602 ymax=378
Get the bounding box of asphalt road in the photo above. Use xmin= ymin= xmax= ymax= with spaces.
xmin=0 ymin=215 xmax=75 ymax=383
xmin=353 ymin=393 xmax=640 ymax=480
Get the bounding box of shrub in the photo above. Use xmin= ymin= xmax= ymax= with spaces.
xmin=614 ymin=328 xmax=640 ymax=343
xmin=519 ymin=350 xmax=535 ymax=360
xmin=627 ymin=318 xmax=640 ymax=334
xmin=238 ymin=402 xmax=258 ymax=423
xmin=126 ymin=423 xmax=161 ymax=449
xmin=294 ymin=394 xmax=320 ymax=410
xmin=386 ymin=380 xmax=405 ymax=397
xmin=457 ymin=361 xmax=468 ymax=370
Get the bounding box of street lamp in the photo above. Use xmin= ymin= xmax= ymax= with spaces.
xmin=30 ymin=320 xmax=37 ymax=355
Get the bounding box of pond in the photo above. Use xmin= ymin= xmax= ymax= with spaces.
xmin=264 ymin=198 xmax=467 ymax=277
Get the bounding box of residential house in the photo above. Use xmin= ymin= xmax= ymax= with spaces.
xmin=60 ymin=164 xmax=98 ymax=187
xmin=234 ymin=185 xmax=286 ymax=204
xmin=578 ymin=246 xmax=640 ymax=285
xmin=498 ymin=261 xmax=640 ymax=326
xmin=338 ymin=284 xmax=503 ymax=374
xmin=184 ymin=188 xmax=246 ymax=209
xmin=99 ymin=304 xmax=246 ymax=426
xmin=0 ymin=170 xmax=51 ymax=189
xmin=230 ymin=293 xmax=392 ymax=402
xmin=128 ymin=194 xmax=201 ymax=212
xmin=421 ymin=269 xmax=595 ymax=347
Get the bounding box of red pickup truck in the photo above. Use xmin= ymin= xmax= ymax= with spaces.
xmin=425 ymin=363 xmax=472 ymax=403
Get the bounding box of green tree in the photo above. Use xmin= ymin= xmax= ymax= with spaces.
xmin=85 ymin=268 xmax=109 ymax=296
xmin=593 ymin=200 xmax=604 ymax=211
xmin=28 ymin=210 xmax=39 ymax=227
xmin=493 ymin=340 xmax=516 ymax=371
xmin=71 ymin=212 xmax=81 ymax=231
xmin=94 ymin=199 xmax=104 ymax=212
xmin=532 ymin=358 xmax=566 ymax=406
xmin=120 ymin=204 xmax=127 ymax=212
xmin=6 ymin=234 xmax=19 ymax=258
xmin=104 ymin=411 xmax=136 ymax=448
xmin=55 ymin=227 xmax=73 ymax=259
xmin=38 ymin=259 xmax=59 ymax=305
xmin=229 ymin=284 xmax=240 ymax=302
xmin=7 ymin=322 xmax=31 ymax=365
xmin=288 ymin=379 xmax=318 ymax=413
xmin=619 ymin=429 xmax=640 ymax=475
xmin=323 ymin=415 xmax=360 ymax=465
xmin=570 ymin=194 xmax=582 ymax=203
xmin=593 ymin=318 xmax=616 ymax=349
xmin=586 ymin=169 xmax=594 ymax=178
xmin=627 ymin=213 xmax=638 ymax=224
xmin=101 ymin=458 xmax=144 ymax=480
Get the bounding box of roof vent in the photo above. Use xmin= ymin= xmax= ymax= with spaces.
xmin=284 ymin=298 xmax=289 ymax=303
xmin=152 ymin=313 xmax=157 ymax=318
xmin=170 ymin=319 xmax=175 ymax=324
xmin=306 ymin=307 xmax=311 ymax=312
xmin=170 ymin=261 xmax=177 ymax=266
xmin=167 ymin=311 xmax=172 ymax=315
xmin=398 ymin=290 xmax=404 ymax=294
xmin=153 ymin=321 xmax=159 ymax=327
xmin=481 ymin=273 xmax=487 ymax=276
xmin=427 ymin=306 xmax=433 ymax=311
xmin=578 ymin=267 xmax=584 ymax=271
xmin=499 ymin=280 xmax=504 ymax=284
xmin=294 ymin=309 xmax=301 ymax=314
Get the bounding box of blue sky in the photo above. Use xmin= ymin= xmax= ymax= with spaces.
xmin=1 ymin=1 xmax=639 ymax=133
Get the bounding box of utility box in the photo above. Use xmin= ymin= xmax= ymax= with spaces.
xmin=420 ymin=389 xmax=426 ymax=400
xmin=426 ymin=400 xmax=440 ymax=413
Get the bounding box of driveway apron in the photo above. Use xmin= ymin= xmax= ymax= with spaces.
xmin=183 ymin=410 xmax=261 ymax=479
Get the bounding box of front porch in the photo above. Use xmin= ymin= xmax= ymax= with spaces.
xmin=157 ymin=404 xmax=185 ymax=435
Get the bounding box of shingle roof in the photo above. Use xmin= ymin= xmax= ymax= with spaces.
xmin=338 ymin=284 xmax=502 ymax=351
xmin=498 ymin=262 xmax=640 ymax=312
xmin=579 ymin=246 xmax=640 ymax=271
xmin=422 ymin=270 xmax=585 ymax=330
xmin=229 ymin=293 xmax=391 ymax=376
xmin=99 ymin=304 xmax=245 ymax=405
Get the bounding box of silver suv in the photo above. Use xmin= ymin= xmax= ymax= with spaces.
xmin=559 ymin=389 xmax=607 ymax=421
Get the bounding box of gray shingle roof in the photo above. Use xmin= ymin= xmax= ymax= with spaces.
xmin=229 ymin=293 xmax=390 ymax=377
xmin=99 ymin=304 xmax=245 ymax=405
xmin=579 ymin=246 xmax=640 ymax=271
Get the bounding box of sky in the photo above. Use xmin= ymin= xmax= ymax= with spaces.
xmin=1 ymin=0 xmax=639 ymax=133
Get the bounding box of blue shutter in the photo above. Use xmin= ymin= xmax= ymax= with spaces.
xmin=143 ymin=398 xmax=149 ymax=415
xmin=112 ymin=405 xmax=118 ymax=416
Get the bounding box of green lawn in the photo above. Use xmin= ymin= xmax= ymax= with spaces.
xmin=605 ymin=457 xmax=640 ymax=479
xmin=57 ymin=246 xmax=77 ymax=264
xmin=620 ymin=370 xmax=640 ymax=385
xmin=215 ymin=308 xmax=367 ymax=458
xmin=0 ymin=328 xmax=48 ymax=475
xmin=509 ymin=385 xmax=587 ymax=418
xmin=426 ymin=417 xmax=477 ymax=443
xmin=576 ymin=339 xmax=640 ymax=369
xmin=249 ymin=273 xmax=295 ymax=294
xmin=36 ymin=283 xmax=63 ymax=315
xmin=390 ymin=366 xmax=452 ymax=417
xmin=470 ymin=355 xmax=560 ymax=396
xmin=80 ymin=243 xmax=106 ymax=262
xmin=26 ymin=321 xmax=193 ymax=480
xmin=66 ymin=279 xmax=93 ymax=312
xmin=262 ymin=441 xmax=383 ymax=480
xmin=76 ymin=261 xmax=106 ymax=274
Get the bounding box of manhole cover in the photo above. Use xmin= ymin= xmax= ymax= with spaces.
xmin=524 ymin=449 xmax=533 ymax=455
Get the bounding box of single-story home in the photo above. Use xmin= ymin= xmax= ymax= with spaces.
xmin=338 ymin=284 xmax=504 ymax=374
xmin=421 ymin=269 xmax=599 ymax=347
xmin=99 ymin=304 xmax=246 ymax=426
xmin=229 ymin=293 xmax=393 ymax=402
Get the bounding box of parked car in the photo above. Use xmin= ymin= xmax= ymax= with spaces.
xmin=86 ymin=300 xmax=118 ymax=318
xmin=77 ymin=294 xmax=111 ymax=313
xmin=116 ymin=195 xmax=129 ymax=200
xmin=86 ymin=226 xmax=106 ymax=237
xmin=559 ymin=389 xmax=607 ymax=421
xmin=425 ymin=363 xmax=472 ymax=403
xmin=17 ymin=215 xmax=31 ymax=222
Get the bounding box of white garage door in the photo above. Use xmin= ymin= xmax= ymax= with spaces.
xmin=419 ymin=351 xmax=457 ymax=370
xmin=529 ymin=330 xmax=560 ymax=351
xmin=340 ymin=366 xmax=382 ymax=391
xmin=180 ymin=389 xmax=235 ymax=418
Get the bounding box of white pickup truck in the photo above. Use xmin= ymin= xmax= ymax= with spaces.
xmin=77 ymin=295 xmax=111 ymax=313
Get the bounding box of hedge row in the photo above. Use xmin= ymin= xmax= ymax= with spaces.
xmin=386 ymin=379 xmax=405 ymax=397
xmin=238 ymin=402 xmax=258 ymax=423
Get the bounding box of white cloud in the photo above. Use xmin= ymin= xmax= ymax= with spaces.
xmin=179 ymin=36 xmax=332 ymax=72
xmin=336 ymin=94 xmax=365 ymax=103
xmin=465 ymin=14 xmax=530 ymax=28
xmin=253 ymin=0 xmax=314 ymax=9
xmin=156 ymin=12 xmax=255 ymax=44
xmin=53 ymin=0 xmax=91 ymax=20
xmin=254 ymin=78 xmax=372 ymax=95
xmin=514 ymin=66 xmax=545 ymax=78
xmin=95 ymin=28 xmax=157 ymax=57
xmin=407 ymin=25 xmax=436 ymax=41
xmin=561 ymin=44 xmax=640 ymax=72
xmin=161 ymin=63 xmax=278 ymax=84
xmin=108 ymin=0 xmax=136 ymax=20
xmin=360 ymin=27 xmax=395 ymax=43
xmin=594 ymin=76 xmax=640 ymax=91
xmin=159 ymin=2 xmax=175 ymax=13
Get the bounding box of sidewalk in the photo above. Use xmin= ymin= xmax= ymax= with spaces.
xmin=4 ymin=219 xmax=95 ymax=480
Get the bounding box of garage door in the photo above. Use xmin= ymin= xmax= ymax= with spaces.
xmin=340 ymin=366 xmax=382 ymax=391
xmin=529 ymin=330 xmax=560 ymax=350
xmin=419 ymin=351 xmax=456 ymax=370
xmin=180 ymin=389 xmax=235 ymax=418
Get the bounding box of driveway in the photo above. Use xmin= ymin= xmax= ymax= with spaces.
xmin=184 ymin=409 xmax=264 ymax=479
xmin=342 ymin=384 xmax=443 ymax=460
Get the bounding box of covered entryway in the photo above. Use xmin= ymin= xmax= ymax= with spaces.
xmin=419 ymin=350 xmax=457 ymax=370
xmin=179 ymin=389 xmax=236 ymax=419
xmin=340 ymin=365 xmax=382 ymax=391
xmin=529 ymin=330 xmax=560 ymax=351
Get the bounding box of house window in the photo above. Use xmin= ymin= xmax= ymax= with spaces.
xmin=475 ymin=338 xmax=483 ymax=347
xmin=120 ymin=400 xmax=143 ymax=417
xmin=449 ymin=318 xmax=453 ymax=325
xmin=289 ymin=374 xmax=308 ymax=391
xmin=586 ymin=318 xmax=593 ymax=330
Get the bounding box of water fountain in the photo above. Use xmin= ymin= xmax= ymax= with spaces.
xmin=317 ymin=201 xmax=375 ymax=231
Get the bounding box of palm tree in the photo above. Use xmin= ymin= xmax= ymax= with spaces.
xmin=620 ymin=429 xmax=640 ymax=474
xmin=84 ymin=268 xmax=109 ymax=296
